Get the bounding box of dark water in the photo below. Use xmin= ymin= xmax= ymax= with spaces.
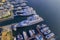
xmin=27 ymin=0 xmax=60 ymax=40
xmin=0 ymin=0 xmax=60 ymax=40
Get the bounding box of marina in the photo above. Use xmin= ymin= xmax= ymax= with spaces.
xmin=0 ymin=0 xmax=56 ymax=40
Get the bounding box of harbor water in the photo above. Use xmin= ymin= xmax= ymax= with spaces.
xmin=0 ymin=0 xmax=60 ymax=40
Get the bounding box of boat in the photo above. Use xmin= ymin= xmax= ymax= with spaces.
xmin=17 ymin=34 xmax=23 ymax=40
xmin=15 ymin=7 xmax=36 ymax=16
xmin=17 ymin=15 xmax=44 ymax=27
xmin=37 ymin=25 xmax=51 ymax=35
xmin=0 ymin=0 xmax=55 ymax=40
xmin=36 ymin=24 xmax=55 ymax=40
xmin=43 ymin=30 xmax=51 ymax=35
xmin=23 ymin=31 xmax=28 ymax=40
xmin=9 ymin=0 xmax=28 ymax=16
xmin=29 ymin=30 xmax=35 ymax=37
xmin=40 ymin=27 xmax=49 ymax=33
xmin=10 ymin=0 xmax=27 ymax=4
xmin=8 ymin=0 xmax=36 ymax=17
xmin=35 ymin=34 xmax=44 ymax=40
xmin=37 ymin=24 xmax=47 ymax=30
xmin=45 ymin=33 xmax=55 ymax=40
xmin=14 ymin=37 xmax=16 ymax=40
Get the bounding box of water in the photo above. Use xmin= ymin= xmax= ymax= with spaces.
xmin=0 ymin=0 xmax=60 ymax=40
xmin=27 ymin=0 xmax=60 ymax=40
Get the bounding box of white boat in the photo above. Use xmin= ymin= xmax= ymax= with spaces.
xmin=41 ymin=24 xmax=47 ymax=28
xmin=23 ymin=31 xmax=28 ymax=40
xmin=35 ymin=34 xmax=44 ymax=40
xmin=15 ymin=0 xmax=27 ymax=4
xmin=17 ymin=34 xmax=23 ymax=40
xmin=29 ymin=30 xmax=35 ymax=37
xmin=43 ymin=30 xmax=51 ymax=35
xmin=17 ymin=15 xmax=44 ymax=27
xmin=14 ymin=37 xmax=16 ymax=40
xmin=15 ymin=7 xmax=36 ymax=16
xmin=45 ymin=33 xmax=55 ymax=39
xmin=31 ymin=30 xmax=35 ymax=34
xmin=29 ymin=30 xmax=34 ymax=37
xmin=0 ymin=7 xmax=4 ymax=10
xmin=50 ymin=38 xmax=55 ymax=40
xmin=20 ymin=3 xmax=27 ymax=7
xmin=41 ymin=27 xmax=49 ymax=33
xmin=37 ymin=24 xmax=47 ymax=29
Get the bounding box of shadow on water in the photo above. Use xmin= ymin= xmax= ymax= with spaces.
xmin=0 ymin=16 xmax=27 ymax=26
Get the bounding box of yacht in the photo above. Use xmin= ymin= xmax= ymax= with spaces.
xmin=37 ymin=24 xmax=47 ymax=30
xmin=14 ymin=0 xmax=27 ymax=4
xmin=17 ymin=15 xmax=44 ymax=27
xmin=35 ymin=34 xmax=44 ymax=40
xmin=41 ymin=24 xmax=47 ymax=28
xmin=15 ymin=6 xmax=36 ymax=16
xmin=31 ymin=30 xmax=35 ymax=35
xmin=9 ymin=0 xmax=36 ymax=17
xmin=43 ymin=30 xmax=51 ymax=35
xmin=29 ymin=30 xmax=35 ymax=37
xmin=23 ymin=31 xmax=28 ymax=40
xmin=40 ymin=27 xmax=49 ymax=33
xmin=17 ymin=34 xmax=23 ymax=40
xmin=14 ymin=37 xmax=16 ymax=40
xmin=45 ymin=33 xmax=55 ymax=40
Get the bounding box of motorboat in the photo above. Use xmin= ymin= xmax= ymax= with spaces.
xmin=23 ymin=31 xmax=28 ymax=40
xmin=35 ymin=34 xmax=44 ymax=40
xmin=14 ymin=37 xmax=16 ymax=40
xmin=49 ymin=38 xmax=55 ymax=40
xmin=29 ymin=30 xmax=35 ymax=37
xmin=43 ymin=30 xmax=51 ymax=35
xmin=29 ymin=30 xmax=33 ymax=37
xmin=37 ymin=24 xmax=47 ymax=30
xmin=31 ymin=30 xmax=35 ymax=35
xmin=17 ymin=34 xmax=23 ymax=40
xmin=40 ymin=27 xmax=49 ymax=33
xmin=17 ymin=15 xmax=44 ymax=27
xmin=15 ymin=7 xmax=36 ymax=16
xmin=14 ymin=0 xmax=27 ymax=4
xmin=20 ymin=3 xmax=27 ymax=7
xmin=41 ymin=24 xmax=47 ymax=28
xmin=45 ymin=33 xmax=55 ymax=40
